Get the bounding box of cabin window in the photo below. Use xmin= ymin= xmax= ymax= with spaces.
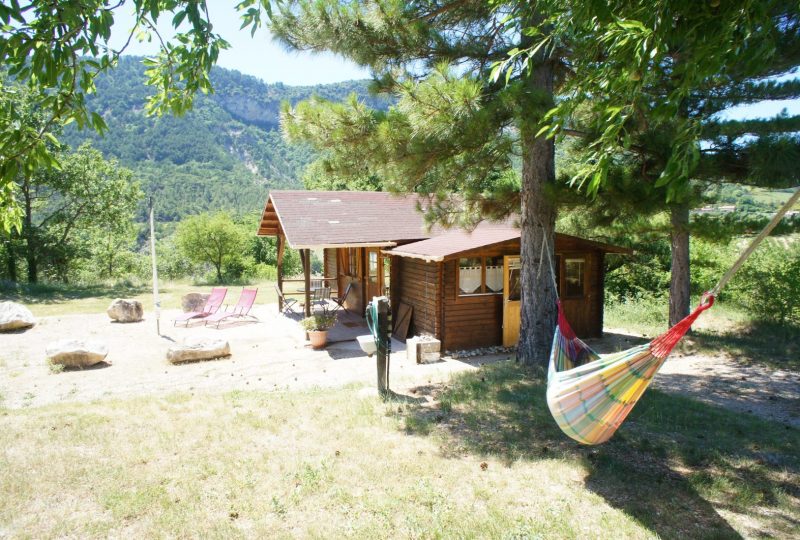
xmin=458 ymin=256 xmax=504 ymax=296
xmin=564 ymin=258 xmax=585 ymax=298
xmin=368 ymin=250 xmax=378 ymax=284
xmin=485 ymin=256 xmax=504 ymax=293
xmin=458 ymin=257 xmax=482 ymax=294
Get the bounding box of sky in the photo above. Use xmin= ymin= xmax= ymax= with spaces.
xmin=106 ymin=3 xmax=800 ymax=119
xmin=108 ymin=2 xmax=370 ymax=86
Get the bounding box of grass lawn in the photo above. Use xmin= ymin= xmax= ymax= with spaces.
xmin=1 ymin=362 xmax=797 ymax=539
xmin=0 ymin=280 xmax=279 ymax=317
xmin=605 ymin=296 xmax=800 ymax=371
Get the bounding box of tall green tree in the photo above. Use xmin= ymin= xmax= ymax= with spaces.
xmin=6 ymin=142 xmax=141 ymax=283
xmin=175 ymin=211 xmax=245 ymax=283
xmin=266 ymin=1 xmax=567 ymax=365
xmin=515 ymin=1 xmax=800 ymax=325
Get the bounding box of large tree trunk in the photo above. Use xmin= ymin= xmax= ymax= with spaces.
xmin=669 ymin=203 xmax=691 ymax=326
xmin=517 ymin=60 xmax=558 ymax=369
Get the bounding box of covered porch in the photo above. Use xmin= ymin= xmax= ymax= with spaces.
xmin=256 ymin=191 xmax=431 ymax=318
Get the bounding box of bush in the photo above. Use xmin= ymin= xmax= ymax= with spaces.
xmin=300 ymin=313 xmax=337 ymax=331
xmin=729 ymin=240 xmax=800 ymax=326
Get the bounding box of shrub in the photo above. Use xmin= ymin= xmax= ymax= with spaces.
xmin=300 ymin=313 xmax=337 ymax=331
xmin=729 ymin=240 xmax=800 ymax=326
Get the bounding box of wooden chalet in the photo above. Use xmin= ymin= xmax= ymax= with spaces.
xmin=257 ymin=190 xmax=629 ymax=352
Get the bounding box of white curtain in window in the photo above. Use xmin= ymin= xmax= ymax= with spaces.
xmin=459 ymin=267 xmax=482 ymax=293
xmin=485 ymin=265 xmax=503 ymax=292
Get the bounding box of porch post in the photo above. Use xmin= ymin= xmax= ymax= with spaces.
xmin=302 ymin=249 xmax=311 ymax=317
xmin=276 ymin=234 xmax=285 ymax=312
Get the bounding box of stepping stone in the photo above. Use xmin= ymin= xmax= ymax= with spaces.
xmin=0 ymin=301 xmax=36 ymax=332
xmin=107 ymin=299 xmax=143 ymax=323
xmin=46 ymin=339 xmax=109 ymax=369
xmin=167 ymin=337 xmax=231 ymax=364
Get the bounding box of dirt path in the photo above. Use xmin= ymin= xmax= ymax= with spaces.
xmin=592 ymin=330 xmax=800 ymax=429
xmin=0 ymin=306 xmax=498 ymax=410
xmin=2 ymin=310 xmax=798 ymax=428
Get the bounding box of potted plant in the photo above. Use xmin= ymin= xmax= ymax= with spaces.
xmin=300 ymin=313 xmax=337 ymax=349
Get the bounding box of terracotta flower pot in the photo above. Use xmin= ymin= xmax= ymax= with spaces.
xmin=308 ymin=330 xmax=328 ymax=349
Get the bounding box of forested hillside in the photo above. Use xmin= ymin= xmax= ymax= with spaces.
xmin=61 ymin=56 xmax=388 ymax=221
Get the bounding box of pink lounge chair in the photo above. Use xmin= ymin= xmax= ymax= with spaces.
xmin=174 ymin=287 xmax=227 ymax=327
xmin=204 ymin=288 xmax=259 ymax=328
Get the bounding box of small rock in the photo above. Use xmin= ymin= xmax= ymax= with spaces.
xmin=181 ymin=292 xmax=211 ymax=313
xmin=0 ymin=301 xmax=36 ymax=332
xmin=107 ymin=299 xmax=143 ymax=323
xmin=167 ymin=337 xmax=230 ymax=364
xmin=46 ymin=339 xmax=108 ymax=368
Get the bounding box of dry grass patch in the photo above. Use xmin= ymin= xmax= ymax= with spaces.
xmin=1 ymin=363 xmax=797 ymax=539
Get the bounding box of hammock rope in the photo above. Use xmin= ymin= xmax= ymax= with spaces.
xmin=545 ymin=186 xmax=800 ymax=445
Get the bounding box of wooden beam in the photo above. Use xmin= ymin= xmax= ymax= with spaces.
xmin=303 ymin=249 xmax=311 ymax=317
xmin=360 ymin=247 xmax=367 ymax=316
xmin=276 ymin=234 xmax=285 ymax=313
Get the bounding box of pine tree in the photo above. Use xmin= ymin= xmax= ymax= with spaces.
xmin=266 ymin=1 xmax=570 ymax=366
xmin=527 ymin=1 xmax=800 ymax=325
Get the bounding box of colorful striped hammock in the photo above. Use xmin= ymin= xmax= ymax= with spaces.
xmin=547 ymin=297 xmax=714 ymax=445
xmin=545 ymin=186 xmax=799 ymax=445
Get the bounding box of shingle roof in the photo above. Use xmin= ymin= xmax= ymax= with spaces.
xmin=386 ymin=221 xmax=521 ymax=261
xmin=257 ymin=190 xmax=630 ymax=256
xmin=386 ymin=224 xmax=631 ymax=261
xmin=257 ymin=190 xmax=435 ymax=248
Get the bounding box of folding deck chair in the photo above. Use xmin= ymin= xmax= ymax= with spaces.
xmin=174 ymin=287 xmax=227 ymax=327
xmin=275 ymin=284 xmax=299 ymax=314
xmin=205 ymin=288 xmax=259 ymax=328
xmin=330 ymin=283 xmax=353 ymax=314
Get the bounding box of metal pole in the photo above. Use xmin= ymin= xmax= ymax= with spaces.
xmin=376 ymin=296 xmax=390 ymax=396
xmin=148 ymin=197 xmax=161 ymax=336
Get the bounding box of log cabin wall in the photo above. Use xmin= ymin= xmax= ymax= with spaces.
xmin=557 ymin=249 xmax=604 ymax=338
xmin=437 ymin=237 xmax=604 ymax=350
xmin=441 ymin=239 xmax=518 ymax=351
xmin=393 ymin=257 xmax=441 ymax=337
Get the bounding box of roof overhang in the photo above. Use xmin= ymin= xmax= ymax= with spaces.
xmin=294 ymin=241 xmax=398 ymax=250
xmin=381 ymin=248 xmax=444 ymax=263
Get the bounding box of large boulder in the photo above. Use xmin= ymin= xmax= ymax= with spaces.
xmin=0 ymin=301 xmax=36 ymax=332
xmin=46 ymin=339 xmax=108 ymax=369
xmin=182 ymin=293 xmax=210 ymax=313
xmin=107 ymin=299 xmax=143 ymax=323
xmin=167 ymin=336 xmax=231 ymax=364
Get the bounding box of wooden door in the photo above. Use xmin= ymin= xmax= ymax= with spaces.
xmin=502 ymin=255 xmax=521 ymax=347
xmin=366 ymin=248 xmax=383 ymax=301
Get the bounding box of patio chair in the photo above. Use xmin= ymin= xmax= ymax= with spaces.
xmin=174 ymin=287 xmax=227 ymax=327
xmin=275 ymin=284 xmax=299 ymax=314
xmin=312 ymin=286 xmax=331 ymax=313
xmin=330 ymin=282 xmax=353 ymax=314
xmin=205 ymin=288 xmax=259 ymax=328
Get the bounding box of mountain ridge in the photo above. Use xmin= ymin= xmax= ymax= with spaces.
xmin=62 ymin=56 xmax=386 ymax=221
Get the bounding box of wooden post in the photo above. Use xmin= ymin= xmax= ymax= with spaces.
xmin=303 ymin=249 xmax=311 ymax=317
xmin=276 ymin=234 xmax=285 ymax=312
xmin=376 ymin=296 xmax=390 ymax=396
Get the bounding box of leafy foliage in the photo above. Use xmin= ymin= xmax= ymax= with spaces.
xmin=731 ymin=239 xmax=800 ymax=327
xmin=0 ymin=0 xmax=228 ymax=231
xmin=175 ymin=211 xmax=246 ymax=283
xmin=1 ymin=142 xmax=142 ymax=283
